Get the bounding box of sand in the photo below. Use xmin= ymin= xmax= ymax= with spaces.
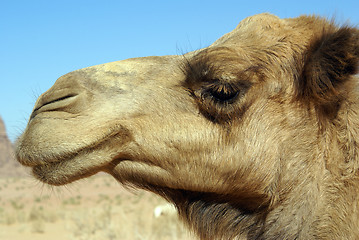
xmin=0 ymin=174 xmax=194 ymax=240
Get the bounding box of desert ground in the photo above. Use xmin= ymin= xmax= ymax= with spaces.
xmin=0 ymin=173 xmax=194 ymax=240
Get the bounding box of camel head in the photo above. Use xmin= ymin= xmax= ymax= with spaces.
xmin=16 ymin=13 xmax=359 ymax=239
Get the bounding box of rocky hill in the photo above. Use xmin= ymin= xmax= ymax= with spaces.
xmin=0 ymin=116 xmax=27 ymax=177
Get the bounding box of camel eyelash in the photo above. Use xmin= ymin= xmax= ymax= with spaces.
xmin=190 ymin=80 xmax=252 ymax=123
xmin=201 ymin=81 xmax=250 ymax=104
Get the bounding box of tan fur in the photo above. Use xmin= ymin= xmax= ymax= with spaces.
xmin=16 ymin=13 xmax=359 ymax=239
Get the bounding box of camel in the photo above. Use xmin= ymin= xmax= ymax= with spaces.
xmin=15 ymin=13 xmax=359 ymax=239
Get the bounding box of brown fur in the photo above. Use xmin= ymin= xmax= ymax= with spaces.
xmin=16 ymin=13 xmax=359 ymax=239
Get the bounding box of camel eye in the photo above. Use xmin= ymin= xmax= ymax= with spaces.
xmin=209 ymin=88 xmax=239 ymax=103
xmin=206 ymin=83 xmax=239 ymax=104
xmin=188 ymin=79 xmax=251 ymax=123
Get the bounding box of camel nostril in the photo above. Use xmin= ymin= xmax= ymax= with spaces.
xmin=31 ymin=94 xmax=79 ymax=120
xmin=35 ymin=94 xmax=78 ymax=111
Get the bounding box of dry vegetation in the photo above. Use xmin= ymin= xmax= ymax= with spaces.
xmin=0 ymin=174 xmax=193 ymax=240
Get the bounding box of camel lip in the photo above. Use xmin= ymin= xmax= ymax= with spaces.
xmin=30 ymin=155 xmax=120 ymax=186
xmin=16 ymin=149 xmax=77 ymax=168
xmin=16 ymin=155 xmax=47 ymax=167
xmin=30 ymin=156 xmax=93 ymax=186
xmin=25 ymin=148 xmax=128 ymax=186
xmin=17 ymin=156 xmax=67 ymax=169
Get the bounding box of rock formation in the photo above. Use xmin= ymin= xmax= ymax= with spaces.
xmin=0 ymin=116 xmax=26 ymax=177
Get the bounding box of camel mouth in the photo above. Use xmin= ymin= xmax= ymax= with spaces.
xmin=30 ymin=155 xmax=132 ymax=186
xmin=26 ymin=151 xmax=87 ymax=185
xmin=24 ymin=140 xmax=129 ymax=186
xmin=15 ymin=142 xmax=80 ymax=168
xmin=16 ymin=122 xmax=133 ymax=186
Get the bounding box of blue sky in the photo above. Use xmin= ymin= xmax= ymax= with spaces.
xmin=1 ymin=0 xmax=359 ymax=142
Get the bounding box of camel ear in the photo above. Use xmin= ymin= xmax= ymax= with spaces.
xmin=299 ymin=26 xmax=359 ymax=112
